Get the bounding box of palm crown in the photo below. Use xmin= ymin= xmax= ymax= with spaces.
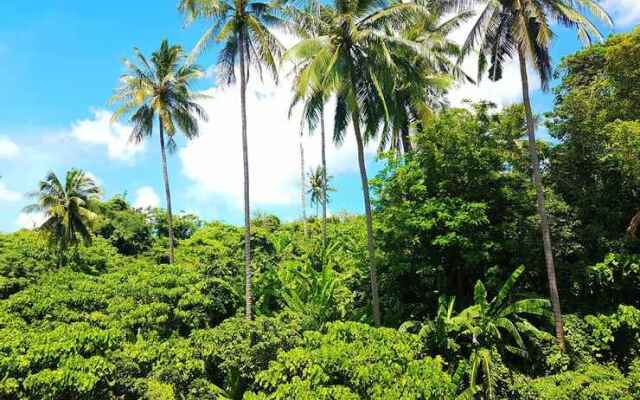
xmin=179 ymin=0 xmax=285 ymax=85
xmin=376 ymin=3 xmax=474 ymax=154
xmin=25 ymin=169 xmax=101 ymax=251
xmin=286 ymin=0 xmax=433 ymax=142
xmin=460 ymin=0 xmax=612 ymax=88
xmin=111 ymin=40 xmax=207 ymax=148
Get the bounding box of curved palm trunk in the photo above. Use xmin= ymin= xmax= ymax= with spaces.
xmin=239 ymin=30 xmax=253 ymax=321
xmin=158 ymin=120 xmax=176 ymax=264
xmin=352 ymin=110 xmax=382 ymax=326
xmin=300 ymin=141 xmax=308 ymax=237
xmin=517 ymin=48 xmax=565 ymax=350
xmin=320 ymin=106 xmax=328 ymax=248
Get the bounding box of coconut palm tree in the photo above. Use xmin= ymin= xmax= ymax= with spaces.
xmin=300 ymin=141 xmax=308 ymax=237
xmin=287 ymin=0 xmax=331 ymax=247
xmin=307 ymin=165 xmax=334 ymax=218
xmin=110 ymin=40 xmax=207 ymax=265
xmin=179 ymin=0 xmax=285 ymax=320
xmin=376 ymin=4 xmax=473 ymax=155
xmin=24 ymin=169 xmax=101 ymax=266
xmin=455 ymin=0 xmax=612 ymax=350
xmin=286 ymin=0 xmax=430 ymax=325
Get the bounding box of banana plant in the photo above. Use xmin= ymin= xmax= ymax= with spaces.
xmin=451 ymin=266 xmax=553 ymax=399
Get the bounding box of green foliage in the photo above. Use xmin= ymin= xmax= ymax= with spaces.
xmin=420 ymin=268 xmax=552 ymax=399
xmin=373 ymin=105 xmax=548 ymax=322
xmin=0 ymin=230 xmax=57 ymax=298
xmin=192 ymin=316 xmax=303 ymax=396
xmin=94 ymin=197 xmax=154 ymax=256
xmin=547 ymin=27 xmax=640 ymax=263
xmin=514 ymin=364 xmax=632 ymax=400
xmin=585 ymin=253 xmax=640 ymax=309
xmin=248 ymin=321 xmax=457 ymax=399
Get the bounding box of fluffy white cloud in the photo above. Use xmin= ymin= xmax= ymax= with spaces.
xmin=602 ymin=0 xmax=640 ymax=27
xmin=0 ymin=136 xmax=19 ymax=159
xmin=16 ymin=211 xmax=46 ymax=230
xmin=447 ymin=63 xmax=540 ymax=108
xmin=133 ymin=186 xmax=160 ymax=209
xmin=70 ymin=109 xmax=144 ymax=162
xmin=0 ymin=182 xmax=21 ymax=202
xmin=180 ymin=75 xmax=375 ymax=208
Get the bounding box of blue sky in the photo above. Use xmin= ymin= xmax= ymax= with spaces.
xmin=0 ymin=0 xmax=638 ymax=232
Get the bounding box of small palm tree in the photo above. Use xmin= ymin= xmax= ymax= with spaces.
xmin=286 ymin=0 xmax=431 ymax=326
xmin=455 ymin=0 xmax=613 ymax=350
xmin=110 ymin=40 xmax=207 ymax=265
xmin=180 ymin=0 xmax=285 ymax=320
xmin=24 ymin=169 xmax=101 ymax=266
xmin=307 ymin=166 xmax=334 ymax=218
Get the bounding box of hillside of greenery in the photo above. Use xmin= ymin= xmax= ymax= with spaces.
xmin=3 ymin=4 xmax=640 ymax=400
xmin=2 ymin=29 xmax=640 ymax=399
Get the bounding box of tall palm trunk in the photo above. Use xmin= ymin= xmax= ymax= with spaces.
xmin=517 ymin=47 xmax=565 ymax=350
xmin=352 ymin=108 xmax=382 ymax=326
xmin=320 ymin=106 xmax=328 ymax=248
xmin=158 ymin=119 xmax=176 ymax=264
xmin=300 ymin=141 xmax=308 ymax=237
xmin=400 ymin=126 xmax=412 ymax=154
xmin=239 ymin=30 xmax=253 ymax=320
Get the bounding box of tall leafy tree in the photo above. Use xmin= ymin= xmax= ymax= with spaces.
xmin=286 ymin=0 xmax=430 ymax=325
xmin=24 ymin=169 xmax=101 ymax=266
xmin=179 ymin=0 xmax=285 ymax=320
xmin=111 ymin=40 xmax=206 ymax=265
xmin=456 ymin=0 xmax=612 ymax=350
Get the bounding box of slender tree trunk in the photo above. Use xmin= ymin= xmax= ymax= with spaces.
xmin=320 ymin=106 xmax=328 ymax=248
xmin=400 ymin=125 xmax=412 ymax=154
xmin=517 ymin=48 xmax=565 ymax=350
xmin=300 ymin=141 xmax=308 ymax=237
xmin=239 ymin=30 xmax=253 ymax=320
xmin=352 ymin=109 xmax=382 ymax=326
xmin=158 ymin=120 xmax=176 ymax=264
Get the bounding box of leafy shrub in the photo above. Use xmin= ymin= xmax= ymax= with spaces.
xmin=248 ymin=321 xmax=457 ymax=399
xmin=514 ymin=364 xmax=632 ymax=400
xmin=585 ymin=305 xmax=640 ymax=369
xmin=0 ymin=231 xmax=57 ymax=298
xmin=585 ymin=253 xmax=640 ymax=309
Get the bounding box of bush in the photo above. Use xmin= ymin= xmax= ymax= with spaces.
xmin=248 ymin=321 xmax=457 ymax=399
xmin=514 ymin=364 xmax=632 ymax=400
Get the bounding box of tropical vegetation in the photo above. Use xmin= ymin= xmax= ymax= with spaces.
xmin=4 ymin=1 xmax=640 ymax=399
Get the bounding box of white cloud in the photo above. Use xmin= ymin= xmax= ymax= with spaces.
xmin=0 ymin=136 xmax=19 ymax=159
xmin=0 ymin=182 xmax=21 ymax=202
xmin=133 ymin=186 xmax=160 ymax=209
xmin=70 ymin=109 xmax=145 ymax=162
xmin=180 ymin=74 xmax=376 ymax=208
xmin=16 ymin=211 xmax=46 ymax=230
xmin=447 ymin=63 xmax=540 ymax=108
xmin=602 ymin=0 xmax=640 ymax=27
